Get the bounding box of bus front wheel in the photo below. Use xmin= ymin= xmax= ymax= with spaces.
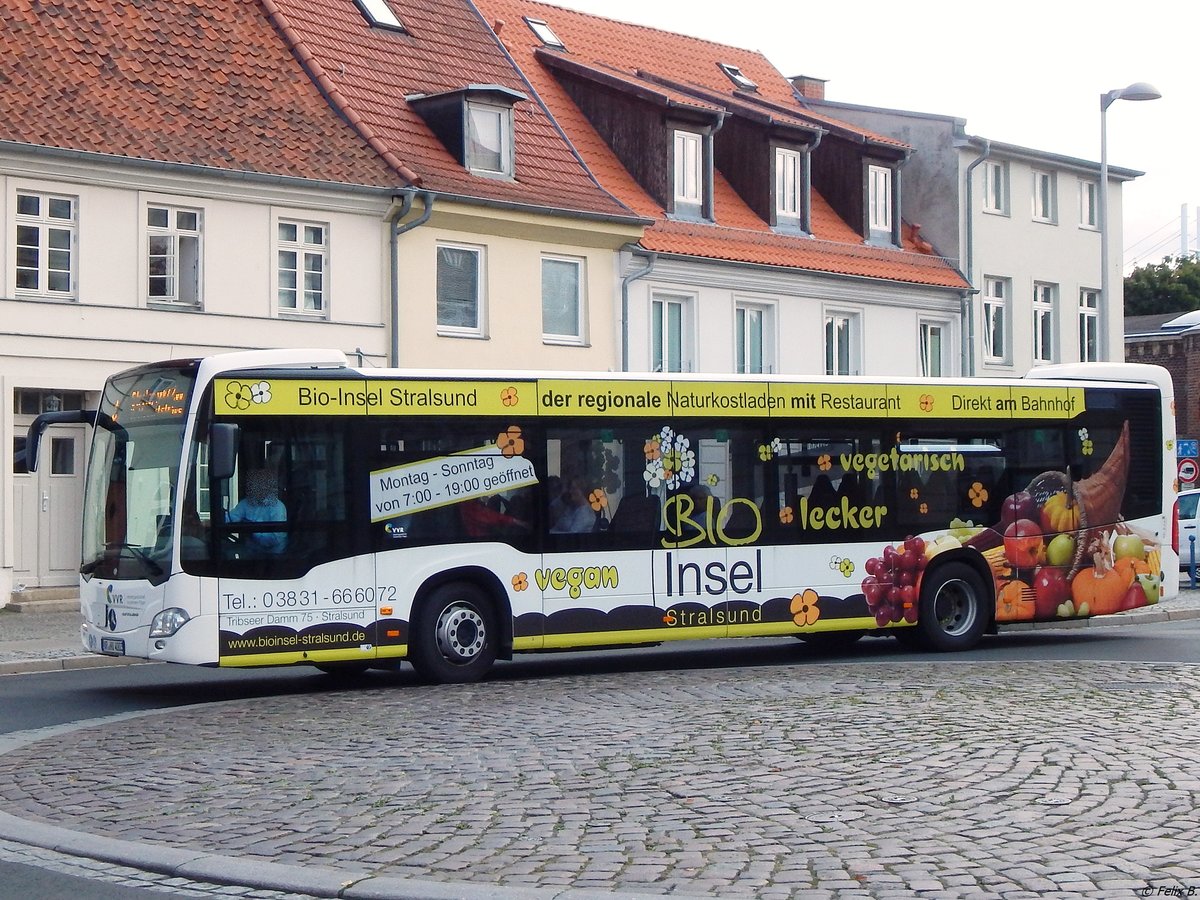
xmin=409 ymin=582 xmax=498 ymax=684
xmin=912 ymin=561 xmax=990 ymax=652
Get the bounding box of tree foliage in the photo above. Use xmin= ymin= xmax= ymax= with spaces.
xmin=1124 ymin=255 xmax=1200 ymax=316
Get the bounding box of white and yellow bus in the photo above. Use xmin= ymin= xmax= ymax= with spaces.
xmin=28 ymin=350 xmax=1179 ymax=683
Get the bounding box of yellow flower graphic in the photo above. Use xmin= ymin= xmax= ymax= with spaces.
xmin=496 ymin=426 xmax=525 ymax=457
xmin=790 ymin=589 xmax=821 ymax=627
xmin=705 ymin=473 xmax=720 ymax=487
xmin=779 ymin=506 xmax=794 ymax=524
xmin=512 ymin=573 xmax=528 ymax=591
xmin=838 ymin=558 xmax=855 ymax=577
xmin=644 ymin=437 xmax=661 ymax=461
xmin=1082 ymin=439 xmax=1094 ymax=456
xmin=758 ymin=443 xmax=774 ymax=461
xmin=588 ymin=489 xmax=608 ymax=512
xmin=969 ymin=482 xmax=989 ymax=508
xmin=910 ymin=487 xmax=920 ymax=500
xmin=817 ymin=454 xmax=832 ymax=472
xmin=501 ymin=386 xmax=519 ymax=407
xmin=919 ymin=502 xmax=929 ymax=514
xmin=919 ymin=394 xmax=934 ymax=412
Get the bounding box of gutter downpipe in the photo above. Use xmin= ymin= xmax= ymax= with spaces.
xmin=389 ymin=190 xmax=434 ymax=367
xmin=803 ymin=130 xmax=823 ymax=235
xmin=620 ymin=251 xmax=657 ymax=372
xmin=963 ymin=139 xmax=991 ymax=376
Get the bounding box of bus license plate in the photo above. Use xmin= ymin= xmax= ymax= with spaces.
xmin=100 ymin=638 xmax=125 ymax=656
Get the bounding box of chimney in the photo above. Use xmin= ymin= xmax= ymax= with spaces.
xmin=790 ymin=75 xmax=827 ymax=101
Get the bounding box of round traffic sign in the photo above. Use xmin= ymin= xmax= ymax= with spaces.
xmin=1179 ymin=458 xmax=1198 ymax=484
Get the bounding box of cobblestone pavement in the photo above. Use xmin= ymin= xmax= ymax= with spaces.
xmin=2 ymin=658 xmax=1199 ymax=898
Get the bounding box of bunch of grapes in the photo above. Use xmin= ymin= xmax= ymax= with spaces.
xmin=860 ymin=535 xmax=926 ymax=627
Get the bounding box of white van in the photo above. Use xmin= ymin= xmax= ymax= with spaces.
xmin=1179 ymin=489 xmax=1200 ymax=570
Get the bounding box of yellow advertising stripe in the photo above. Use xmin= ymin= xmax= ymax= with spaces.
xmin=726 ymin=617 xmax=876 ymax=638
xmin=219 ymin=649 xmax=378 ymax=667
xmin=371 ymin=380 xmax=538 ymax=417
xmin=376 ymin=645 xmax=408 ymax=659
xmin=536 ymin=379 xmax=668 ymax=417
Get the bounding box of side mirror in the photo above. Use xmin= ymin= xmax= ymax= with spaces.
xmin=209 ymin=423 xmax=239 ymax=481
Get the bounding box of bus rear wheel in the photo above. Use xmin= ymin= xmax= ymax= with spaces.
xmin=912 ymin=561 xmax=990 ymax=652
xmin=409 ymin=582 xmax=497 ymax=684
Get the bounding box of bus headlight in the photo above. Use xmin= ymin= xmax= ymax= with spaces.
xmin=149 ymin=608 xmax=190 ymax=638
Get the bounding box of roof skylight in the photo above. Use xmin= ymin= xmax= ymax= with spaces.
xmin=718 ymin=62 xmax=757 ymax=91
xmin=356 ymin=0 xmax=405 ymax=31
xmin=524 ymin=17 xmax=565 ymax=49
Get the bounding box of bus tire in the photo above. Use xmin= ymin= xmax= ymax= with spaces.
xmin=409 ymin=582 xmax=497 ymax=684
xmin=913 ymin=561 xmax=990 ymax=652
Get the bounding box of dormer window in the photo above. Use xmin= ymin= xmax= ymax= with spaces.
xmin=467 ymin=103 xmax=512 ymax=176
xmin=524 ymin=17 xmax=565 ymax=49
xmin=867 ymin=164 xmax=893 ymax=242
xmin=774 ymin=146 xmax=807 ymax=230
xmin=408 ymin=85 xmax=526 ymax=181
xmin=355 ymin=0 xmax=405 ymax=31
xmin=673 ymin=129 xmax=703 ymax=212
xmin=717 ymin=62 xmax=757 ymax=91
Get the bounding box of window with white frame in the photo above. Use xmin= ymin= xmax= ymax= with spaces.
xmin=673 ymin=130 xmax=703 ymax=209
xmin=147 ymin=204 xmax=201 ymax=305
xmin=466 ymin=103 xmax=513 ymax=177
xmin=1032 ymin=281 xmax=1057 ymax=363
xmin=1079 ymin=288 xmax=1100 ymax=361
xmin=982 ymin=160 xmax=1008 ymax=214
xmin=1032 ymin=170 xmax=1056 ymax=222
xmin=651 ymin=293 xmax=693 ymax=373
xmin=982 ymin=276 xmax=1010 ymax=364
xmin=1079 ymin=179 xmax=1098 ymax=229
xmin=277 ymin=221 xmax=328 ymax=316
xmin=356 ymin=0 xmax=405 ymax=30
xmin=542 ymin=255 xmax=584 ymax=342
xmin=824 ymin=310 xmax=861 ymax=376
xmin=736 ymin=302 xmax=774 ymax=374
xmin=14 ymin=191 xmax=76 ymax=298
xmin=920 ymin=321 xmax=948 ymax=377
xmin=775 ymin=147 xmax=803 ymax=224
xmin=867 ymin=165 xmax=892 ymax=237
xmin=437 ymin=244 xmax=484 ymax=335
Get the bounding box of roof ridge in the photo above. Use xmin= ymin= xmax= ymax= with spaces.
xmin=258 ymin=0 xmax=420 ymax=185
xmin=512 ymin=0 xmax=774 ymax=60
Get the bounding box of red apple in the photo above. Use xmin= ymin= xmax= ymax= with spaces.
xmin=1033 ymin=566 xmax=1070 ymax=618
xmin=1004 ymin=518 xmax=1044 ymax=568
xmin=1001 ymin=491 xmax=1036 ymax=529
xmin=1119 ymin=582 xmax=1148 ymax=612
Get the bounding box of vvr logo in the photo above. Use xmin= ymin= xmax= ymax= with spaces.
xmin=104 ymin=584 xmax=118 ymax=632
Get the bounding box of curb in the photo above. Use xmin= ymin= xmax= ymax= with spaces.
xmin=0 ymin=655 xmax=149 ymax=676
xmin=3 ymin=605 xmax=1199 ymax=676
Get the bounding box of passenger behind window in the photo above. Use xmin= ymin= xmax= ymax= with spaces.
xmin=551 ymin=477 xmax=598 ymax=533
xmin=228 ymin=469 xmax=288 ymax=555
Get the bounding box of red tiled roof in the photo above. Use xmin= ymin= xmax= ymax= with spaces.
xmin=0 ymin=0 xmax=398 ymax=186
xmin=476 ymin=0 xmax=969 ymax=289
xmin=267 ymin=0 xmax=637 ymax=218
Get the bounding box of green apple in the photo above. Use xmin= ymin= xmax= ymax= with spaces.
xmin=1046 ymin=533 xmax=1076 ymax=567
xmin=1113 ymin=534 xmax=1146 ymax=561
xmin=1137 ymin=573 xmax=1161 ymax=605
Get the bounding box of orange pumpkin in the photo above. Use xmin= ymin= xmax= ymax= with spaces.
xmin=1070 ymin=566 xmax=1129 ymax=616
xmin=1112 ymin=556 xmax=1150 ymax=586
xmin=994 ymin=580 xmax=1036 ymax=622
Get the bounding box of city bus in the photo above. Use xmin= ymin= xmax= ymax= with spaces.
xmin=27 ymin=349 xmax=1178 ymax=683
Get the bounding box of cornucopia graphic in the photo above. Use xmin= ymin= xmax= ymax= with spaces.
xmin=953 ymin=422 xmax=1162 ymax=622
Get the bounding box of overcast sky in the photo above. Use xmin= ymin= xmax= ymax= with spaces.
xmin=545 ymin=0 xmax=1197 ymax=272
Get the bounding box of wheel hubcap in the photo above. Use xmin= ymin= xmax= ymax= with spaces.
xmin=933 ymin=578 xmax=977 ymax=636
xmin=435 ymin=603 xmax=486 ymax=663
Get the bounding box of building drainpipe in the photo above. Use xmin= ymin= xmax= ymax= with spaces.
xmin=389 ymin=190 xmax=434 ymax=367
xmin=802 ymin=131 xmax=823 ymax=236
xmin=620 ymin=250 xmax=657 ymax=372
xmin=962 ymin=139 xmax=991 ymax=376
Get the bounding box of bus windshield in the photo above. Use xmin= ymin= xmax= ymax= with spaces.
xmin=81 ymin=364 xmax=195 ymax=583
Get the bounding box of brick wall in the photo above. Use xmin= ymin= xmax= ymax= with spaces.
xmin=1126 ymin=335 xmax=1194 ymax=438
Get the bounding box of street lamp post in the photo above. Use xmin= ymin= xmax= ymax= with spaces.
xmin=1098 ymin=81 xmax=1160 ymax=361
